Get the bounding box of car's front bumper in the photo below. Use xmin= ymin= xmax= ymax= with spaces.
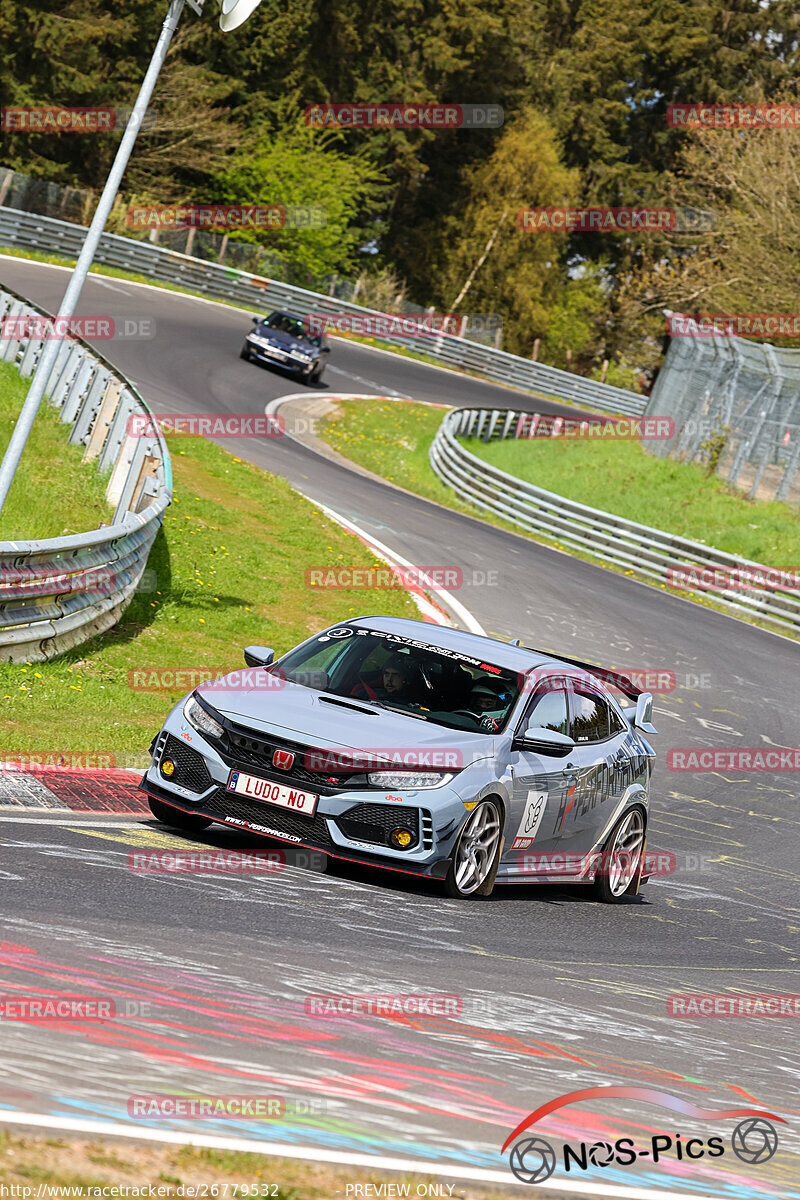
xmin=141 ymin=777 xmax=452 ymax=879
xmin=246 ymin=341 xmax=314 ymax=374
xmin=141 ymin=712 xmax=468 ymax=879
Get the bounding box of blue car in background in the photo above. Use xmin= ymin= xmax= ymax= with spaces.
xmin=241 ymin=309 xmax=330 ymax=384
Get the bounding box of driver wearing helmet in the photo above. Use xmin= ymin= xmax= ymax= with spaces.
xmin=469 ymin=678 xmax=512 ymax=731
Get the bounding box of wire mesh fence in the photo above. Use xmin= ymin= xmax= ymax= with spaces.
xmin=644 ymin=313 xmax=800 ymax=503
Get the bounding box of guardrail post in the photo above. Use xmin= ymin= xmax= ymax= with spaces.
xmin=83 ymin=379 xmax=124 ymax=463
xmin=68 ymin=367 xmax=110 ymax=445
xmin=44 ymin=341 xmax=79 ymax=404
xmin=60 ymin=354 xmax=94 ymax=424
xmin=112 ymin=439 xmax=147 ymax=521
xmin=98 ymin=389 xmax=138 ymax=475
xmin=18 ymin=326 xmax=45 ymax=377
xmin=0 ymin=300 xmax=25 ymax=363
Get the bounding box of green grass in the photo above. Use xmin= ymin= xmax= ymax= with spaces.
xmin=0 ymin=359 xmax=115 ymax=538
xmin=319 ymin=397 xmax=479 ymax=510
xmin=318 ymin=397 xmax=800 ymax=637
xmin=466 ymin=434 xmax=800 ymax=566
xmin=0 ymin=432 xmax=416 ymax=757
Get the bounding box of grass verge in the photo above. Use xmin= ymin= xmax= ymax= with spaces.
xmin=0 ymin=1129 xmax=519 ymax=1200
xmin=0 ymin=430 xmax=417 ymax=757
xmin=317 ymin=398 xmax=800 ymax=637
xmin=0 ymin=359 xmax=115 ymax=539
xmin=465 ymin=434 xmax=800 ymax=566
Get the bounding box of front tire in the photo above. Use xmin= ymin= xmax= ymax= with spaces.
xmin=240 ymin=343 xmax=250 ymax=361
xmin=593 ymin=806 xmax=646 ymax=903
xmin=444 ymin=798 xmax=503 ymax=898
xmin=148 ymin=794 xmax=213 ymax=832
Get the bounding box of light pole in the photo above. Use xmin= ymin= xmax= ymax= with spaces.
xmin=0 ymin=0 xmax=264 ymax=518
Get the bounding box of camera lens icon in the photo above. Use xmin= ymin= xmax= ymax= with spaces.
xmin=509 ymin=1137 xmax=557 ymax=1184
xmin=731 ymin=1118 xmax=779 ymax=1165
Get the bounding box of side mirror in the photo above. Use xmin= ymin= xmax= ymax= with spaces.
xmin=518 ymin=726 xmax=574 ymax=757
xmin=634 ymin=692 xmax=657 ymax=734
xmin=322 ymin=345 xmax=331 ymax=353
xmin=244 ymin=645 xmax=274 ymax=667
xmin=252 ymin=316 xmax=260 ymax=324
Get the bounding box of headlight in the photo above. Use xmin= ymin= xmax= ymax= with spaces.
xmin=293 ymin=352 xmax=312 ymax=363
xmin=183 ymin=695 xmax=224 ymax=739
xmin=367 ymin=771 xmax=453 ymax=789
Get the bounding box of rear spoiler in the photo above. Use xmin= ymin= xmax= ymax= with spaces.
xmin=524 ymin=647 xmax=658 ymax=735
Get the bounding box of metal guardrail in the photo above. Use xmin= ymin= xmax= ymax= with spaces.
xmin=0 ymin=283 xmax=171 ymax=662
xmin=0 ymin=206 xmax=647 ymax=418
xmin=430 ymin=408 xmax=800 ymax=635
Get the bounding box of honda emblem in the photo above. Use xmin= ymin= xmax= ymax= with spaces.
xmin=272 ymin=749 xmax=295 ymax=771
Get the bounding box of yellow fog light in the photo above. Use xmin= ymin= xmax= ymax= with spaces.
xmin=161 ymin=758 xmax=175 ymax=777
xmin=390 ymin=828 xmax=413 ymax=849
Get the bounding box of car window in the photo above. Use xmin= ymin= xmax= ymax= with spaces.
xmin=525 ymin=688 xmax=569 ymax=735
xmin=569 ymin=690 xmax=612 ymax=743
xmin=273 ymin=625 xmax=522 ymax=732
xmin=607 ymin=704 xmax=626 ymax=737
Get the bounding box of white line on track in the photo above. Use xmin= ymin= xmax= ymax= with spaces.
xmin=0 ymin=815 xmax=146 ymax=825
xmin=0 ymin=1112 xmax=721 ymax=1199
xmin=265 ymin=393 xmax=486 ymax=635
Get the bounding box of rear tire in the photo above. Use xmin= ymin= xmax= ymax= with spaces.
xmin=148 ymin=795 xmax=213 ymax=832
xmin=593 ymin=806 xmax=646 ymax=903
xmin=443 ymin=798 xmax=503 ymax=899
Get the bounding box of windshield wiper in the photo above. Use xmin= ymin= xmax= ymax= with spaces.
xmin=370 ymin=701 xmax=429 ymax=721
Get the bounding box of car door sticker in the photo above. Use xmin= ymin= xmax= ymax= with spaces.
xmin=511 ymin=788 xmax=548 ymax=849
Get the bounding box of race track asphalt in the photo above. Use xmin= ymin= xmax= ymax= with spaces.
xmin=1 ymin=257 xmax=798 ymax=1199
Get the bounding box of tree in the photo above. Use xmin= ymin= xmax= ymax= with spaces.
xmin=428 ymin=109 xmax=580 ymax=356
xmin=218 ymin=116 xmax=386 ymax=277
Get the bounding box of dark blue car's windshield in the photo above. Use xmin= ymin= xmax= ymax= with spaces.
xmin=273 ymin=626 xmax=521 ymax=733
xmin=263 ymin=312 xmax=322 ymax=347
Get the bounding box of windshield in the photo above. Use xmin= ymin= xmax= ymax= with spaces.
xmin=272 ymin=626 xmax=521 ymax=733
xmin=263 ymin=311 xmax=322 ymax=347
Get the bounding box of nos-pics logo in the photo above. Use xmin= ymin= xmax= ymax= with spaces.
xmin=502 ymin=1087 xmax=784 ymax=1184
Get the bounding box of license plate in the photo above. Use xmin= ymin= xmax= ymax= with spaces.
xmin=226 ymin=769 xmax=317 ymax=816
xmin=268 ymin=348 xmax=286 ymax=360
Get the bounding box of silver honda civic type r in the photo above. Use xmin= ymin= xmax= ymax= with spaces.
xmin=141 ymin=616 xmax=658 ymax=900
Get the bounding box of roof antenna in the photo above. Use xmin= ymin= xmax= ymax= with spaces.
xmin=509 ymin=637 xmax=522 ymax=646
